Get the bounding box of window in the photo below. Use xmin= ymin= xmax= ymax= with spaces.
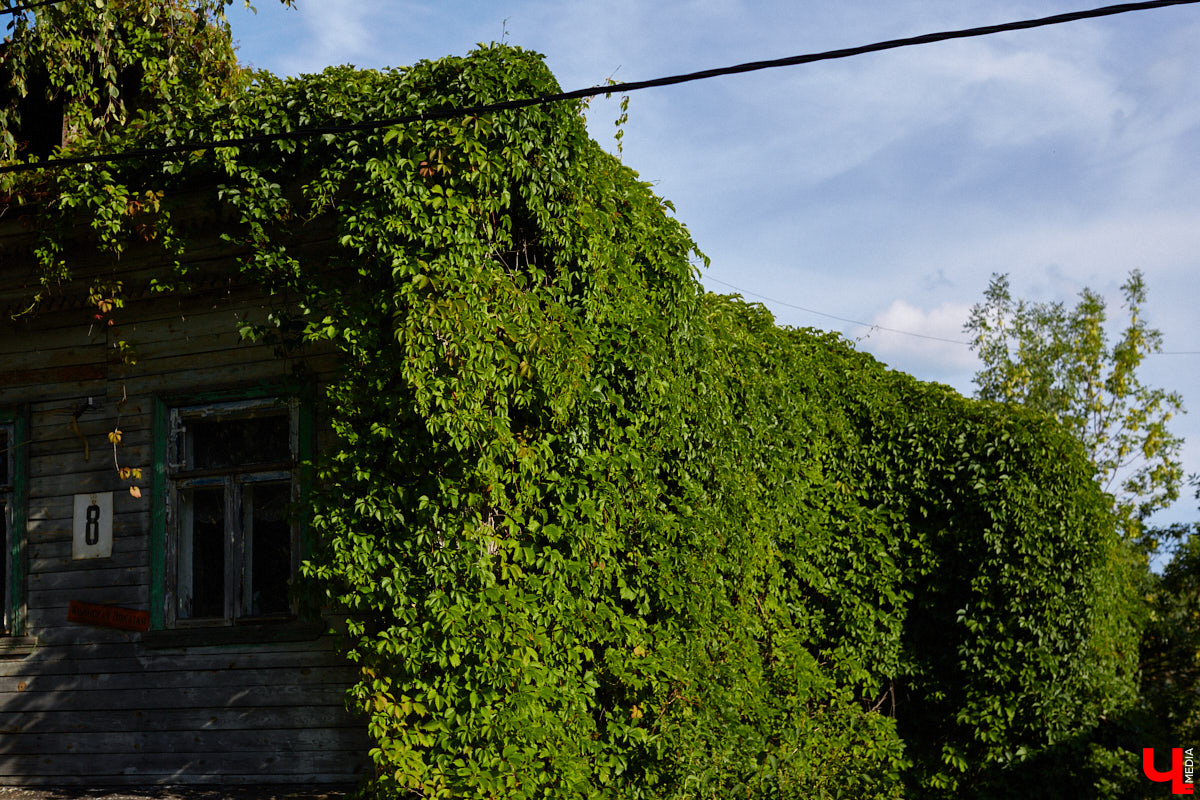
xmin=164 ymin=398 xmax=302 ymax=627
xmin=0 ymin=409 xmax=27 ymax=638
xmin=1 ymin=421 xmax=13 ymax=635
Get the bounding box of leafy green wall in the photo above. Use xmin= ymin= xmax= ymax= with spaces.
xmin=10 ymin=41 xmax=1141 ymax=798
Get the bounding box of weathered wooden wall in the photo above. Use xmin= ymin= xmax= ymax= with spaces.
xmin=0 ymin=219 xmax=368 ymax=786
xmin=0 ymin=640 xmax=367 ymax=785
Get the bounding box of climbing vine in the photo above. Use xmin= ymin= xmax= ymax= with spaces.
xmin=3 ymin=6 xmax=1145 ymax=797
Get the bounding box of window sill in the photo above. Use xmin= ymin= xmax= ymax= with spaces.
xmin=142 ymin=621 xmax=325 ymax=649
xmin=0 ymin=636 xmax=38 ymax=658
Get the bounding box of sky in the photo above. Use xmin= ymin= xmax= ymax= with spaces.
xmin=224 ymin=0 xmax=1200 ymax=529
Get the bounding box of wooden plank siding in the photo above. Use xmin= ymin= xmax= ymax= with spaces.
xmin=0 ymin=223 xmax=370 ymax=787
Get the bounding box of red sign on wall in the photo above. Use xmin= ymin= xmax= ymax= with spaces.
xmin=67 ymin=601 xmax=150 ymax=632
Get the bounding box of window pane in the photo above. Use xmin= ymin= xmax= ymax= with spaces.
xmin=245 ymin=482 xmax=292 ymax=616
xmin=1 ymin=498 xmax=7 ymax=633
xmin=187 ymin=413 xmax=290 ymax=470
xmin=178 ymin=486 xmax=225 ymax=619
xmin=0 ymin=428 xmax=9 ymax=486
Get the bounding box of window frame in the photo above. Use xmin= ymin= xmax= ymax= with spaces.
xmin=0 ymin=407 xmax=29 ymax=638
xmin=151 ymin=388 xmax=313 ymax=631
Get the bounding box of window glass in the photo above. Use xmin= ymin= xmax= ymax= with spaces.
xmin=169 ymin=400 xmax=298 ymax=626
xmin=178 ymin=486 xmax=226 ymax=620
xmin=245 ymin=482 xmax=292 ymax=617
xmin=186 ymin=413 xmax=290 ymax=470
xmin=0 ymin=422 xmax=13 ymax=636
xmin=1 ymin=497 xmax=7 ymax=633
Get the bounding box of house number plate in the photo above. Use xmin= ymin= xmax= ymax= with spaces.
xmin=73 ymin=492 xmax=113 ymax=559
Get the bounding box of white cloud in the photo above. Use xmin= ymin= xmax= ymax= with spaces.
xmin=854 ymin=300 xmax=978 ymax=389
xmin=282 ymin=0 xmax=375 ymax=72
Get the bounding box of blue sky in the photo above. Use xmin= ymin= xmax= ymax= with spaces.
xmin=225 ymin=0 xmax=1200 ymax=528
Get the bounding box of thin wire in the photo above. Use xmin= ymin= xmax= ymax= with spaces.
xmin=705 ymin=275 xmax=1200 ymax=355
xmin=0 ymin=0 xmax=67 ymax=15
xmin=4 ymin=2 xmax=1198 ymax=356
xmin=3 ymin=0 xmax=1199 ymax=175
xmin=704 ymin=275 xmax=973 ymax=345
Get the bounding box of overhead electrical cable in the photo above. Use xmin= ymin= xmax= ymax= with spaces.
xmin=704 ymin=275 xmax=1200 ymax=355
xmin=0 ymin=0 xmax=68 ymax=15
xmin=704 ymin=275 xmax=973 ymax=345
xmin=2 ymin=0 xmax=1199 ymax=175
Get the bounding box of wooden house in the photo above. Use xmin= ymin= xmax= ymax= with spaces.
xmin=0 ymin=197 xmax=370 ymax=786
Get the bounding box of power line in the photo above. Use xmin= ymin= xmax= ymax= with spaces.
xmin=705 ymin=275 xmax=1200 ymax=355
xmin=703 ymin=275 xmax=973 ymax=345
xmin=0 ymin=0 xmax=68 ymax=15
xmin=5 ymin=2 xmax=1197 ymax=358
xmin=3 ymin=0 xmax=1199 ymax=175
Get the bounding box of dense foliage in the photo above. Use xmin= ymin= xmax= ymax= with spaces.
xmin=1139 ymin=524 xmax=1200 ymax=758
xmin=1 ymin=0 xmax=290 ymax=302
xmin=3 ymin=8 xmax=1145 ymax=796
xmin=964 ymin=271 xmax=1198 ymax=794
xmin=1 ymin=0 xmax=286 ymax=167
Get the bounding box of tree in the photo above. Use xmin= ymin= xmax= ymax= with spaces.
xmin=1141 ymin=521 xmax=1200 ymax=746
xmin=964 ymin=271 xmax=1185 ymax=545
xmin=1 ymin=0 xmax=294 ymax=316
xmin=1 ymin=0 xmax=292 ymax=195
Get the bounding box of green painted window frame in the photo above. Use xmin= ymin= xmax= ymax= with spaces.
xmin=149 ymin=385 xmax=314 ymax=632
xmin=0 ymin=407 xmax=29 ymax=637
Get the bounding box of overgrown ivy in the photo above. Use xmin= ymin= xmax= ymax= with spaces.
xmin=3 ymin=12 xmax=1144 ymax=797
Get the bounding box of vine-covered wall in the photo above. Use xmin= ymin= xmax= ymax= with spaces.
xmin=4 ymin=30 xmax=1141 ymax=798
